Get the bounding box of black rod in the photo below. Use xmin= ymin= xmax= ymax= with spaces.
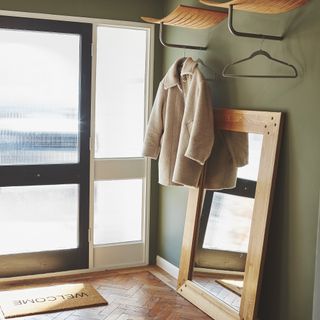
xmin=159 ymin=22 xmax=208 ymax=51
xmin=228 ymin=5 xmax=284 ymax=41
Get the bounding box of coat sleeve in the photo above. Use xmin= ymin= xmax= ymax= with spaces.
xmin=184 ymin=80 xmax=214 ymax=165
xmin=142 ymin=82 xmax=165 ymax=159
xmin=224 ymin=131 xmax=249 ymax=167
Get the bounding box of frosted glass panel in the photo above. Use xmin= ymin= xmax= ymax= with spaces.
xmin=0 ymin=184 xmax=79 ymax=255
xmin=95 ymin=27 xmax=147 ymax=158
xmin=94 ymin=180 xmax=143 ymax=245
xmin=0 ymin=29 xmax=80 ymax=165
xmin=203 ymin=193 xmax=254 ymax=253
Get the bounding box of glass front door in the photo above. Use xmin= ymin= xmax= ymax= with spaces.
xmin=92 ymin=25 xmax=150 ymax=269
xmin=0 ymin=16 xmax=92 ymax=277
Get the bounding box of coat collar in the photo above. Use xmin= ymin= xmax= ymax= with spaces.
xmin=163 ymin=57 xmax=198 ymax=90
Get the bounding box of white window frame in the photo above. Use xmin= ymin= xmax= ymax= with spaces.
xmin=89 ymin=22 xmax=153 ymax=270
xmin=0 ymin=9 xmax=154 ymax=276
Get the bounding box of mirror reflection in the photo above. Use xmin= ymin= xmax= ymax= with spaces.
xmin=192 ymin=130 xmax=263 ymax=312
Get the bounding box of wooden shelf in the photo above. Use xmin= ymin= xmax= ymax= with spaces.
xmin=141 ymin=0 xmax=308 ymax=47
xmin=199 ymin=0 xmax=308 ymax=14
xmin=141 ymin=5 xmax=227 ymax=29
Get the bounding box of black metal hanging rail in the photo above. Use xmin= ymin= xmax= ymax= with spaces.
xmin=227 ymin=4 xmax=284 ymax=41
xmin=159 ymin=22 xmax=208 ymax=51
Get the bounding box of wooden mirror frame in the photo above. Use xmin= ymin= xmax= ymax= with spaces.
xmin=177 ymin=108 xmax=284 ymax=320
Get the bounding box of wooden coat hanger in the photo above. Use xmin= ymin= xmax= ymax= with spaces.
xmin=222 ymin=49 xmax=298 ymax=78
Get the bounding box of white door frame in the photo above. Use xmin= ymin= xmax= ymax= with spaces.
xmin=89 ymin=22 xmax=153 ymax=270
xmin=0 ymin=9 xmax=154 ymax=279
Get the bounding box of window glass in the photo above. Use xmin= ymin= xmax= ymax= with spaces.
xmin=0 ymin=184 xmax=79 ymax=255
xmin=0 ymin=29 xmax=80 ymax=165
xmin=94 ymin=179 xmax=143 ymax=245
xmin=95 ymin=27 xmax=147 ymax=158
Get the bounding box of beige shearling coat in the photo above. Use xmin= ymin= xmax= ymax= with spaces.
xmin=143 ymin=57 xmax=214 ymax=187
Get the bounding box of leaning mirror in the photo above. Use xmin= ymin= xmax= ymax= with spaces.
xmin=177 ymin=108 xmax=284 ymax=320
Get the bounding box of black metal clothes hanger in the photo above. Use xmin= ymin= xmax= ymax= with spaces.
xmin=222 ymin=48 xmax=298 ymax=79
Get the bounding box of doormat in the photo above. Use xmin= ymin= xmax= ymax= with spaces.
xmin=0 ymin=283 xmax=108 ymax=319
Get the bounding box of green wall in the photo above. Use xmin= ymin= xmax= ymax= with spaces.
xmin=158 ymin=1 xmax=320 ymax=319
xmin=1 ymin=0 xmax=319 ymax=318
xmin=0 ymin=0 xmax=162 ymax=22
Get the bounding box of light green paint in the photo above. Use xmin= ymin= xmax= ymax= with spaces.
xmin=0 ymin=0 xmax=163 ymax=22
xmin=0 ymin=0 xmax=318 ymax=318
xmin=158 ymin=185 xmax=189 ymax=267
xmin=158 ymin=1 xmax=320 ymax=319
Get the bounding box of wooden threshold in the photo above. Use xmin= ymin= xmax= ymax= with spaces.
xmin=0 ymin=266 xmax=177 ymax=291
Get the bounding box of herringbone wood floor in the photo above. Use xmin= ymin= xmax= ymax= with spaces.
xmin=0 ymin=267 xmax=212 ymax=320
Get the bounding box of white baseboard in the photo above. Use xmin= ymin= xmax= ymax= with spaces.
xmin=313 ymin=193 xmax=320 ymax=320
xmin=156 ymin=255 xmax=179 ymax=279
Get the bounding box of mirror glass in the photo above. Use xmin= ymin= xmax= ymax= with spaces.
xmin=191 ymin=130 xmax=263 ymax=312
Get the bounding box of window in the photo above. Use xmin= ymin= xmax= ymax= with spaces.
xmin=94 ymin=180 xmax=143 ymax=245
xmin=95 ymin=26 xmax=147 ymax=159
xmin=0 ymin=28 xmax=80 ymax=165
xmin=0 ymin=184 xmax=79 ymax=255
xmin=0 ymin=16 xmax=92 ymax=277
xmin=0 ymin=16 xmax=152 ymax=276
xmin=92 ymin=25 xmax=151 ymax=268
